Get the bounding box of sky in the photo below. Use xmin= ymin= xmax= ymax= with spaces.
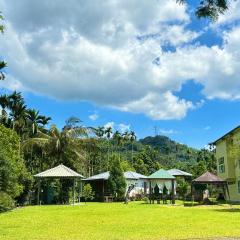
xmin=1 ymin=0 xmax=240 ymax=149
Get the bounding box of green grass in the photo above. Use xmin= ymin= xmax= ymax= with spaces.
xmin=0 ymin=202 xmax=240 ymax=240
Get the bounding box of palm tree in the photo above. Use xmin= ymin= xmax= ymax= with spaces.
xmin=113 ymin=131 xmax=123 ymax=160
xmin=104 ymin=126 xmax=112 ymax=164
xmin=22 ymin=124 xmax=87 ymax=170
xmin=122 ymin=131 xmax=130 ymax=155
xmin=39 ymin=116 xmax=52 ymax=127
xmin=130 ymin=131 xmax=136 ymax=163
xmin=26 ymin=109 xmax=43 ymax=136
xmin=92 ymin=126 xmax=105 ymax=139
xmin=10 ymin=101 xmax=27 ymax=135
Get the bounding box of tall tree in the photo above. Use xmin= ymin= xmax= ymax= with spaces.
xmin=108 ymin=155 xmax=126 ymax=201
xmin=113 ymin=131 xmax=123 ymax=160
xmin=104 ymin=126 xmax=112 ymax=165
xmin=129 ymin=131 xmax=136 ymax=164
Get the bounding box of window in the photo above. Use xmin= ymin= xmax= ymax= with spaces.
xmin=218 ymin=157 xmax=225 ymax=173
xmin=238 ymin=181 xmax=240 ymax=194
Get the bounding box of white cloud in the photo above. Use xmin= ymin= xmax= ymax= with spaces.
xmin=118 ymin=123 xmax=130 ymax=133
xmin=213 ymin=1 xmax=240 ymax=26
xmin=159 ymin=129 xmax=179 ymax=135
xmin=117 ymin=91 xmax=193 ymax=120
xmin=89 ymin=112 xmax=99 ymax=121
xmin=104 ymin=122 xmax=115 ymax=130
xmin=2 ymin=0 xmax=240 ymax=120
xmin=204 ymin=126 xmax=211 ymax=131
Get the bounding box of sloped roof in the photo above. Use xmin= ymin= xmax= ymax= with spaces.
xmin=167 ymin=169 xmax=192 ymax=177
xmin=124 ymin=171 xmax=147 ymax=179
xmin=148 ymin=169 xmax=175 ymax=179
xmin=84 ymin=171 xmax=147 ymax=181
xmin=192 ymin=171 xmax=225 ymax=183
xmin=84 ymin=171 xmax=110 ymax=181
xmin=34 ymin=164 xmax=84 ymax=178
xmin=211 ymin=125 xmax=240 ymax=145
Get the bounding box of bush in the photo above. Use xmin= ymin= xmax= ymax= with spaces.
xmin=82 ymin=184 xmax=94 ymax=203
xmin=0 ymin=192 xmax=14 ymax=212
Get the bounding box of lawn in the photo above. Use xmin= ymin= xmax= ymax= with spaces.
xmin=0 ymin=202 xmax=240 ymax=240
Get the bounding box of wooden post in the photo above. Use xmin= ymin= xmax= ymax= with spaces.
xmin=171 ymin=179 xmax=175 ymax=204
xmin=149 ymin=181 xmax=152 ymax=204
xmin=73 ymin=178 xmax=76 ymax=205
xmin=37 ymin=179 xmax=41 ymax=205
xmin=103 ymin=179 xmax=105 ymax=202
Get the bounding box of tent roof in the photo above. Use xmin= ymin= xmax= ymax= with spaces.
xmin=167 ymin=169 xmax=192 ymax=177
xmin=34 ymin=164 xmax=84 ymax=178
xmin=192 ymin=171 xmax=226 ymax=183
xmin=148 ymin=169 xmax=175 ymax=179
xmin=84 ymin=171 xmax=147 ymax=181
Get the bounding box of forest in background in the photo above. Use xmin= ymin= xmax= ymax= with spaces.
xmin=0 ymin=91 xmax=216 ymax=209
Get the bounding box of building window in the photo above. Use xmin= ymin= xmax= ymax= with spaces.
xmin=238 ymin=181 xmax=240 ymax=194
xmin=218 ymin=157 xmax=225 ymax=173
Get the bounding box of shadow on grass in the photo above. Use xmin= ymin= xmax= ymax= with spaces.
xmin=213 ymin=208 xmax=240 ymax=213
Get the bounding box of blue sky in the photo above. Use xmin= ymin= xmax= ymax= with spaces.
xmin=1 ymin=0 xmax=240 ymax=149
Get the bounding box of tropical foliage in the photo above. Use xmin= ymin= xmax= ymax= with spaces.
xmin=0 ymin=125 xmax=30 ymax=211
xmin=177 ymin=0 xmax=229 ymax=20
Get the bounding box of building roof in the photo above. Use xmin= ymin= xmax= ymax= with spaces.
xmin=148 ymin=169 xmax=175 ymax=179
xmin=84 ymin=171 xmax=110 ymax=181
xmin=167 ymin=169 xmax=192 ymax=177
xmin=84 ymin=171 xmax=147 ymax=181
xmin=192 ymin=171 xmax=226 ymax=183
xmin=124 ymin=171 xmax=147 ymax=179
xmin=34 ymin=164 xmax=84 ymax=178
xmin=211 ymin=125 xmax=240 ymax=145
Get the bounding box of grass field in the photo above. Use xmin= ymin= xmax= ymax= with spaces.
xmin=0 ymin=202 xmax=240 ymax=240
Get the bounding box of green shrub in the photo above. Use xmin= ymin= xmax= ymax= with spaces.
xmin=0 ymin=192 xmax=14 ymax=212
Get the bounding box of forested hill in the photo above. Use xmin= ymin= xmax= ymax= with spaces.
xmin=133 ymin=135 xmax=215 ymax=177
xmin=139 ymin=135 xmax=198 ymax=162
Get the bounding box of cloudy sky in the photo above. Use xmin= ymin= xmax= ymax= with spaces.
xmin=1 ymin=0 xmax=240 ymax=148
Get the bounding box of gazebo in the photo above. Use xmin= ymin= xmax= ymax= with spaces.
xmin=34 ymin=164 xmax=85 ymax=205
xmin=148 ymin=169 xmax=176 ymax=204
xmin=191 ymin=171 xmax=230 ymax=201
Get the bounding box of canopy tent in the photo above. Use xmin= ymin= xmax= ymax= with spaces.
xmin=84 ymin=171 xmax=147 ymax=201
xmin=191 ymin=171 xmax=230 ymax=201
xmin=34 ymin=164 xmax=85 ymax=205
xmin=148 ymin=169 xmax=176 ymax=204
xmin=167 ymin=169 xmax=192 ymax=177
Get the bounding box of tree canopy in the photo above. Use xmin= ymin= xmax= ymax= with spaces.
xmin=178 ymin=0 xmax=229 ymax=20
